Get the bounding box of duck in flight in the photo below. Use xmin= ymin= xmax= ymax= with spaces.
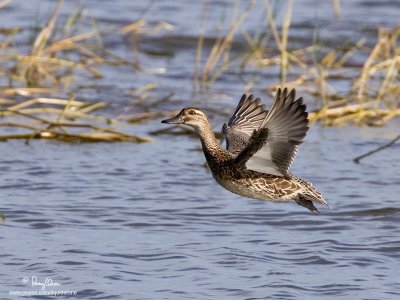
xmin=162 ymin=88 xmax=328 ymax=213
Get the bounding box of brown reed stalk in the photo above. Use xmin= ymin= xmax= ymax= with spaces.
xmin=0 ymin=95 xmax=151 ymax=143
xmin=264 ymin=0 xmax=293 ymax=85
xmin=200 ymin=0 xmax=255 ymax=83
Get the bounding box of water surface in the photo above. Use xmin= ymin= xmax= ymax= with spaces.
xmin=1 ymin=0 xmax=400 ymax=299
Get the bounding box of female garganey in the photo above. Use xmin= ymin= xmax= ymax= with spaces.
xmin=162 ymin=88 xmax=327 ymax=213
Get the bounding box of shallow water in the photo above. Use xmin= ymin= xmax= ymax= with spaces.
xmin=1 ymin=0 xmax=400 ymax=299
xmin=2 ymin=123 xmax=400 ymax=299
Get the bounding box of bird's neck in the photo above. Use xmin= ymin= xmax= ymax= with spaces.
xmin=197 ymin=122 xmax=229 ymax=162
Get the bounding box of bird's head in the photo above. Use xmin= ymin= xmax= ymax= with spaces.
xmin=161 ymin=107 xmax=209 ymax=131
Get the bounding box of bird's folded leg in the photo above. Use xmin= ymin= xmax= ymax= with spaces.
xmin=295 ymin=195 xmax=319 ymax=214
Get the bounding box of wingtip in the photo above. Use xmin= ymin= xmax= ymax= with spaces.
xmin=282 ymin=87 xmax=288 ymax=100
xmin=275 ymin=87 xmax=282 ymax=98
xmin=274 ymin=87 xmax=298 ymax=104
xmin=276 ymin=87 xmax=297 ymax=100
xmin=239 ymin=94 xmax=247 ymax=105
xmin=296 ymin=95 xmax=303 ymax=104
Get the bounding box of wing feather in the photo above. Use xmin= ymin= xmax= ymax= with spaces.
xmin=222 ymin=94 xmax=269 ymax=155
xmin=241 ymin=88 xmax=309 ymax=176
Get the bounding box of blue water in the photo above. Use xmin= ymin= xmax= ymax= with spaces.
xmin=1 ymin=0 xmax=400 ymax=299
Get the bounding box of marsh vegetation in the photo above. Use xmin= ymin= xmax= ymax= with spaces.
xmin=1 ymin=2 xmax=400 ymax=298
xmin=0 ymin=0 xmax=399 ymax=148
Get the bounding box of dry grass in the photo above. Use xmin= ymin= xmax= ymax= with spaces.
xmin=2 ymin=0 xmax=400 ymax=133
xmin=0 ymin=0 xmax=171 ymax=88
xmin=300 ymin=26 xmax=400 ymax=126
xmin=0 ymin=0 xmax=174 ymax=142
xmin=193 ymin=1 xmax=400 ymax=127
xmin=258 ymin=9 xmax=400 ymax=127
xmin=1 ymin=0 xmax=107 ymax=87
xmin=193 ymin=0 xmax=255 ymax=86
xmin=0 ymin=89 xmax=151 ymax=143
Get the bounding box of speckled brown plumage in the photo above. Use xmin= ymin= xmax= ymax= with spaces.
xmin=162 ymin=88 xmax=328 ymax=213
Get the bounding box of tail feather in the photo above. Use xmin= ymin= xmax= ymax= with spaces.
xmin=304 ymin=191 xmax=329 ymax=207
xmin=293 ymin=175 xmax=328 ymax=207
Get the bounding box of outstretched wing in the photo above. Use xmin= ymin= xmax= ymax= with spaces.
xmin=236 ymin=88 xmax=309 ymax=177
xmin=222 ymin=94 xmax=269 ymax=155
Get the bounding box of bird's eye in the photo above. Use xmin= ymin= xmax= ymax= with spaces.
xmin=189 ymin=110 xmax=195 ymax=115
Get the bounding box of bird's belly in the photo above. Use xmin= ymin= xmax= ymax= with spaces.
xmin=213 ymin=175 xmax=292 ymax=202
